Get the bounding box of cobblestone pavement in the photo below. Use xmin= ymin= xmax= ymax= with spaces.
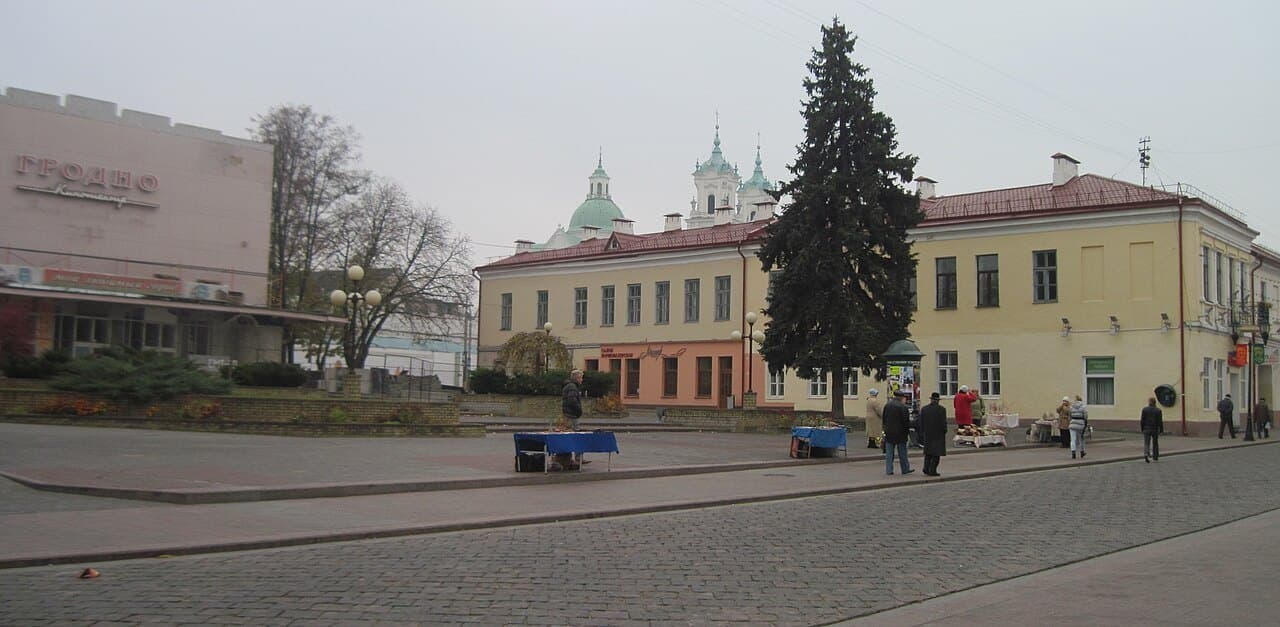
xmin=2 ymin=445 xmax=1276 ymax=625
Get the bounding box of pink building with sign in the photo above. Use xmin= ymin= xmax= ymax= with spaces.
xmin=0 ymin=87 xmax=330 ymax=365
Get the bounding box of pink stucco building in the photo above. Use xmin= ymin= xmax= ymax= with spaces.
xmin=0 ymin=87 xmax=329 ymax=365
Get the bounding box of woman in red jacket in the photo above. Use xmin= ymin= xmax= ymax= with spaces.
xmin=954 ymin=385 xmax=978 ymax=426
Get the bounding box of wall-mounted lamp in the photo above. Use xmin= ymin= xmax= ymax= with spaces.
xmin=1109 ymin=315 xmax=1120 ymax=335
xmin=1160 ymin=312 xmax=1172 ymax=332
xmin=1061 ymin=317 xmax=1071 ymax=337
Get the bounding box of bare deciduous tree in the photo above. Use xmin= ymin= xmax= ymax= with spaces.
xmin=324 ymin=179 xmax=474 ymax=370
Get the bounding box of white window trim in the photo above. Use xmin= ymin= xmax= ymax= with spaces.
xmin=1083 ymin=355 xmax=1117 ymax=407
xmin=808 ymin=373 xmax=828 ymax=398
xmin=767 ymin=369 xmax=786 ymax=399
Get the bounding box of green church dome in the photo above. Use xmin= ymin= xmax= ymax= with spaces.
xmin=569 ymin=197 xmax=625 ymax=232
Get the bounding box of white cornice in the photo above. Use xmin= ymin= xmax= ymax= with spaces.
xmin=479 ymin=243 xmax=763 ymax=280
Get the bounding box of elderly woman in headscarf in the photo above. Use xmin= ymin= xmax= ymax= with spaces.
xmin=1056 ymin=396 xmax=1072 ymax=448
xmin=864 ymin=388 xmax=884 ymax=448
xmin=953 ymin=385 xmax=978 ymax=427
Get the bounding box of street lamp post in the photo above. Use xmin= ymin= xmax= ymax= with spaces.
xmin=543 ymin=321 xmax=553 ymax=374
xmin=329 ymin=265 xmax=382 ymax=390
xmin=1245 ymin=303 xmax=1272 ymax=442
xmin=732 ymin=311 xmax=765 ymax=409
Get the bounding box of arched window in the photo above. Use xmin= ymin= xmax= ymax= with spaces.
xmin=707 ymin=194 xmax=716 ymax=214
xmin=594 ymin=183 xmax=601 ymax=196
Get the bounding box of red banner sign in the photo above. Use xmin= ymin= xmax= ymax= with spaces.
xmin=43 ymin=268 xmax=182 ymax=296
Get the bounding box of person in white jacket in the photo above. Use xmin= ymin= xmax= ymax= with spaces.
xmin=1068 ymin=395 xmax=1089 ymax=459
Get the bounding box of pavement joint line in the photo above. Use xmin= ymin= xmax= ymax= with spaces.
xmin=2 ymin=439 xmax=1271 ymax=570
xmin=0 ymin=436 xmax=1128 ymax=505
xmin=819 ymin=499 xmax=1280 ymax=626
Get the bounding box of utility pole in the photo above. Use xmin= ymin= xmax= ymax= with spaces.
xmin=1138 ymin=137 xmax=1151 ymax=185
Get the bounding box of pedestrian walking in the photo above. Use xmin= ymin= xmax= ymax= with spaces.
xmin=1069 ymin=395 xmax=1088 ymax=459
xmin=561 ymin=369 xmax=584 ymax=431
xmin=883 ymin=389 xmax=914 ymax=476
xmin=1056 ymin=396 xmax=1072 ymax=448
xmin=1140 ymin=396 xmax=1163 ymax=462
xmin=1253 ymin=397 xmax=1271 ymax=439
xmin=919 ymin=392 xmax=948 ymax=476
xmin=1217 ymin=394 xmax=1236 ymax=439
xmin=865 ymin=388 xmax=884 ymax=449
xmin=954 ymin=385 xmax=978 ymax=427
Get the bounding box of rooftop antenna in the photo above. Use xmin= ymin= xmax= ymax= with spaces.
xmin=1138 ymin=136 xmax=1151 ymax=185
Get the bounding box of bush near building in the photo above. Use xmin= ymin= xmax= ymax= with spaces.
xmin=51 ymin=347 xmax=231 ymax=404
xmin=228 ymin=361 xmax=308 ymax=387
xmin=467 ymin=368 xmax=618 ymax=397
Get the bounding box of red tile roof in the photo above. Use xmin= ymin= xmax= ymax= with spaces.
xmin=477 ymin=220 xmax=772 ymax=270
xmin=919 ymin=174 xmax=1180 ymax=224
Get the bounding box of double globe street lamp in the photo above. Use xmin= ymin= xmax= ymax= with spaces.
xmin=329 ymin=264 xmax=382 ymax=372
xmin=731 ymin=311 xmax=765 ymax=405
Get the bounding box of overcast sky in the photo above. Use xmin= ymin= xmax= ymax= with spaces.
xmin=5 ymin=0 xmax=1278 ymax=260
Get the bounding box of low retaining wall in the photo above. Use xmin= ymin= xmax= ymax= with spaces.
xmin=1 ymin=414 xmax=483 ymax=437
xmin=0 ymin=388 xmax=460 ymax=427
xmin=663 ymin=407 xmax=865 ymax=433
xmin=459 ymin=394 xmax=626 ymax=419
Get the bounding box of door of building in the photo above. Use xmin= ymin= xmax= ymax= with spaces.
xmin=718 ymin=356 xmax=733 ymax=408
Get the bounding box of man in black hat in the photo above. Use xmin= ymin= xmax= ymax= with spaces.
xmin=1218 ymin=393 xmax=1236 ymax=439
xmin=919 ymin=392 xmax=948 ymax=476
xmin=882 ymin=389 xmax=914 ymax=475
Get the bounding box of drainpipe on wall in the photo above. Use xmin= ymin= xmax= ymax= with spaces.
xmin=1177 ymin=197 xmax=1187 ymax=436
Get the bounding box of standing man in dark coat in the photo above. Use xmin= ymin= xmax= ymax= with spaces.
xmin=1253 ymin=397 xmax=1271 ymax=439
xmin=1217 ymin=393 xmax=1236 ymax=439
xmin=919 ymin=392 xmax=948 ymax=476
xmin=1140 ymin=396 xmax=1164 ymax=463
xmin=882 ymin=390 xmax=914 ymax=476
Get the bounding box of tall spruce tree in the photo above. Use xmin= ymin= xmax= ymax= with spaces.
xmin=757 ymin=18 xmax=923 ymax=419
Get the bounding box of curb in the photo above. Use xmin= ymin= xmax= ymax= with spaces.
xmin=4 ymin=440 xmax=1272 ymax=570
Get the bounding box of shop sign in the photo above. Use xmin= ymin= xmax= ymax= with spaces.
xmin=43 ymin=268 xmax=182 ymax=297
xmin=600 ymin=347 xmax=634 ymax=359
xmin=15 ymin=153 xmax=160 ymax=209
xmin=0 ymin=264 xmax=43 ymax=286
xmin=1253 ymin=345 xmax=1267 ymax=364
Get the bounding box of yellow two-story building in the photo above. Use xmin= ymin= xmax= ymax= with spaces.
xmin=476 ymin=152 xmax=1276 ymax=434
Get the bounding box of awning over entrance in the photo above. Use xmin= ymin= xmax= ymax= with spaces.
xmin=0 ymin=285 xmax=341 ymax=324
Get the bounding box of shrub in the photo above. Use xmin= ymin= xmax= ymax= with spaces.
xmin=34 ymin=397 xmax=112 ymax=416
xmin=229 ymin=361 xmax=308 ymax=388
xmin=469 ymin=368 xmax=509 ymax=394
xmin=1 ymin=349 xmax=71 ymax=379
xmin=581 ymin=370 xmax=618 ymax=397
xmin=51 ymin=347 xmax=231 ymax=404
xmin=388 ymin=403 xmax=428 ymax=424
xmin=179 ymin=399 xmax=222 ymax=420
xmin=592 ymin=392 xmax=625 ymax=415
xmin=326 ymin=406 xmax=350 ymax=423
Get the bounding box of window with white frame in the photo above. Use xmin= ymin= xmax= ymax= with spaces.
xmin=655 ymin=281 xmax=670 ymax=324
xmin=536 ymin=290 xmax=548 ymax=328
xmin=1229 ymin=258 xmax=1237 ymax=306
xmin=684 ymin=279 xmax=700 ymax=323
xmin=626 ymin=284 xmax=641 ymax=325
xmin=573 ymin=287 xmax=587 ymax=327
xmin=1033 ymin=250 xmax=1057 ymax=303
xmin=1085 ymin=356 xmax=1115 ymax=405
xmin=808 ymin=372 xmax=828 ymax=397
xmin=1216 ymin=358 xmax=1225 ymax=403
xmin=714 ymin=275 xmax=731 ymax=321
xmin=1202 ymin=357 xmax=1212 ymax=410
xmin=1202 ymin=246 xmax=1211 ymax=301
xmin=500 ymin=293 xmax=512 ymax=330
xmin=767 ymin=369 xmax=785 ymax=398
xmin=842 ymin=368 xmax=858 ymax=397
xmin=1216 ymin=251 xmax=1224 ymax=304
xmin=937 ymin=351 xmax=958 ymax=396
xmin=601 ymin=285 xmax=615 ymax=326
xmin=978 ymin=350 xmax=1001 ymax=396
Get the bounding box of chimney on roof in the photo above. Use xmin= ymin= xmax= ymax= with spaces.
xmin=1051 ymin=152 xmax=1080 ymax=187
xmin=611 ymin=217 xmax=634 ymax=235
xmin=514 ymin=239 xmax=534 ymax=254
xmin=714 ymin=206 xmax=733 ymax=226
xmin=580 ymin=225 xmax=600 ymax=240
xmin=664 ymin=212 xmax=683 ymax=232
xmin=752 ymin=199 xmax=778 ymax=221
xmin=914 ymin=176 xmax=937 ymax=199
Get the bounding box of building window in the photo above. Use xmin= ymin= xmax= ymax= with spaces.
xmin=585 ymin=359 xmax=599 ymax=372
xmin=625 ymin=358 xmax=640 ymax=397
xmin=183 ymin=322 xmax=211 ymax=355
xmin=767 ymin=369 xmax=785 ymax=398
xmin=1033 ymin=250 xmax=1057 ymax=303
xmin=808 ymin=373 xmax=828 ymax=398
xmin=627 ymin=284 xmax=641 ymax=325
xmin=684 ymin=279 xmax=700 ymax=323
xmin=1216 ymin=358 xmax=1225 ymax=404
xmin=976 ymin=254 xmax=999 ymax=307
xmin=1216 ymin=251 xmax=1224 ymax=304
xmin=978 ymin=350 xmax=1000 ymax=397
xmin=1229 ymin=258 xmax=1237 ymax=306
xmin=937 ymin=351 xmax=958 ymax=397
xmin=574 ymin=287 xmax=587 ymax=327
xmin=536 ymin=290 xmax=548 ymax=328
xmin=768 ymin=270 xmax=783 ymax=299
xmin=706 ymin=194 xmax=715 ymax=214
xmin=842 ymin=368 xmax=858 ymax=397
xmin=1202 ymin=357 xmax=1212 ymax=410
xmin=908 ymin=274 xmax=917 ymax=311
xmin=663 ymin=357 xmax=679 ymax=397
xmin=936 ymin=257 xmax=957 ymax=309
xmin=601 ymin=285 xmax=615 ymax=326
xmin=1239 ymin=259 xmax=1247 ymax=306
xmin=1202 ymin=246 xmax=1211 ymax=301
xmin=696 ymin=356 xmax=713 ymax=397
xmin=714 ymin=275 xmax=731 ymax=321
xmin=655 ymin=281 xmax=670 ymax=324
xmin=500 ymin=293 xmax=512 ymax=331
xmin=1085 ymin=356 xmax=1115 ymax=405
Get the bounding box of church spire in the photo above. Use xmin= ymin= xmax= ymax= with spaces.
xmin=588 ymin=149 xmax=610 ymax=199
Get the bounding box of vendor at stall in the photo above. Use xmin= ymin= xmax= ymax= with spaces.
xmin=954 ymin=385 xmax=979 ymax=427
xmin=864 ymin=388 xmax=884 ymax=449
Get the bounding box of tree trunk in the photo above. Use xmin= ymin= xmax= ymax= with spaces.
xmin=829 ymin=366 xmax=845 ymax=420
